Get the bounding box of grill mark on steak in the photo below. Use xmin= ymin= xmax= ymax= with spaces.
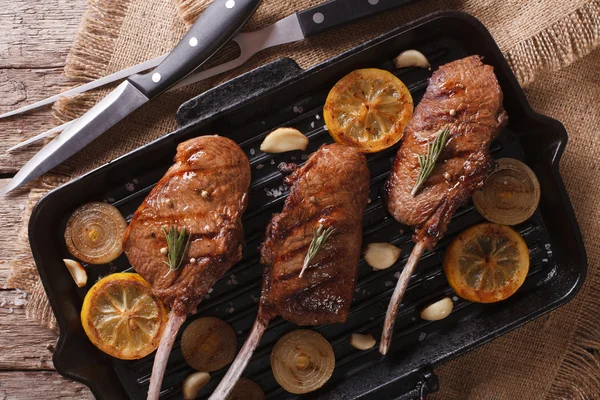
xmin=273 ymin=220 xmax=356 ymax=264
xmin=275 ymin=252 xmax=341 ymax=282
xmin=265 ymin=205 xmax=337 ymax=249
xmin=188 ymin=231 xmax=219 ymax=241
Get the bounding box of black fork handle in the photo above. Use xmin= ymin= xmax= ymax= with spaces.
xmin=297 ymin=0 xmax=417 ymax=37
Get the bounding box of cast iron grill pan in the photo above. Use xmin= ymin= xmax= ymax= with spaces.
xmin=28 ymin=12 xmax=586 ymax=400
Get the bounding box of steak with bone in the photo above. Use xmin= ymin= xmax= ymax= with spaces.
xmin=122 ymin=135 xmax=251 ymax=399
xmin=380 ymin=56 xmax=508 ymax=354
xmin=209 ymin=143 xmax=370 ymax=399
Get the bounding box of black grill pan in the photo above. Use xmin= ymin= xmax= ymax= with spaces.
xmin=28 ymin=11 xmax=587 ymax=400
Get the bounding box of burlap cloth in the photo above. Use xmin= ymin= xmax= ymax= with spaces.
xmin=7 ymin=0 xmax=600 ymax=398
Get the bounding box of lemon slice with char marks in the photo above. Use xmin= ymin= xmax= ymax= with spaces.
xmin=81 ymin=272 xmax=168 ymax=360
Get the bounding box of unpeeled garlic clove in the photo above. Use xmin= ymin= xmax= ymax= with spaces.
xmin=393 ymin=49 xmax=430 ymax=69
xmin=260 ymin=127 xmax=309 ymax=153
xmin=420 ymin=297 xmax=454 ymax=321
xmin=349 ymin=333 xmax=376 ymax=350
xmin=182 ymin=371 xmax=210 ymax=400
xmin=63 ymin=259 xmax=87 ymax=287
xmin=364 ymin=243 xmax=401 ymax=270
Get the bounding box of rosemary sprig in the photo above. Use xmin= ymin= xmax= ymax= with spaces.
xmin=411 ymin=126 xmax=451 ymax=196
xmin=299 ymin=225 xmax=336 ymax=278
xmin=162 ymin=226 xmax=191 ymax=274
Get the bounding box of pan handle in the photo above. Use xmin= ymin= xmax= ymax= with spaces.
xmin=176 ymin=57 xmax=303 ymax=127
xmin=416 ymin=367 xmax=439 ymax=399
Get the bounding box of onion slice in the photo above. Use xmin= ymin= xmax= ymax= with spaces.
xmin=227 ymin=378 xmax=265 ymax=400
xmin=473 ymin=158 xmax=540 ymax=225
xmin=271 ymin=330 xmax=335 ymax=394
xmin=64 ymin=202 xmax=127 ymax=264
xmin=181 ymin=317 xmax=237 ymax=372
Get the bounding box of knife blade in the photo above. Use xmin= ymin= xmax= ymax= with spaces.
xmin=7 ymin=121 xmax=74 ymax=152
xmin=4 ymin=0 xmax=262 ymax=194
xmin=2 ymin=0 xmax=417 ymax=121
xmin=5 ymin=82 xmax=147 ymax=194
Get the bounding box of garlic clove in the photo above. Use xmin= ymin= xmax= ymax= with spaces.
xmin=364 ymin=243 xmax=401 ymax=270
xmin=182 ymin=371 xmax=210 ymax=400
xmin=260 ymin=127 xmax=309 ymax=153
xmin=349 ymin=333 xmax=376 ymax=350
xmin=63 ymin=259 xmax=87 ymax=287
xmin=420 ymin=297 xmax=454 ymax=321
xmin=393 ymin=49 xmax=430 ymax=69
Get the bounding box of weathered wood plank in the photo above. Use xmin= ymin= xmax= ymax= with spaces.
xmin=0 ymin=68 xmax=71 ymax=110
xmin=0 ymin=370 xmax=93 ymax=399
xmin=0 ymin=0 xmax=99 ymax=397
xmin=0 ymin=68 xmax=81 ymax=174
xmin=0 ymin=181 xmax=61 ymax=370
xmin=0 ymin=179 xmax=30 ymax=284
xmin=0 ymin=178 xmax=53 ymax=372
xmin=0 ymin=0 xmax=87 ymax=68
xmin=0 ymin=290 xmax=57 ymax=370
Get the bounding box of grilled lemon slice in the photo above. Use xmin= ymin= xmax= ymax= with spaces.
xmin=443 ymin=223 xmax=530 ymax=303
xmin=81 ymin=273 xmax=168 ymax=360
xmin=323 ymin=68 xmax=413 ymax=153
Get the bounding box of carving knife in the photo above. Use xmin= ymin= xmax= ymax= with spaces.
xmin=5 ymin=0 xmax=417 ymax=151
xmin=4 ymin=0 xmax=262 ymax=193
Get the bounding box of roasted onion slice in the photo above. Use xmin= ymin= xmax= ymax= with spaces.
xmin=473 ymin=158 xmax=540 ymax=225
xmin=182 ymin=317 xmax=237 ymax=372
xmin=64 ymin=202 xmax=127 ymax=264
xmin=271 ymin=330 xmax=335 ymax=394
xmin=226 ymin=378 xmax=265 ymax=400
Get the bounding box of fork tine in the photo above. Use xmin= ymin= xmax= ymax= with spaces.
xmin=6 ymin=120 xmax=74 ymax=152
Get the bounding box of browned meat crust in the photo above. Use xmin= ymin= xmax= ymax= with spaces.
xmin=385 ymin=56 xmax=508 ymax=246
xmin=260 ymin=143 xmax=370 ymax=325
xmin=123 ymin=135 xmax=251 ymax=315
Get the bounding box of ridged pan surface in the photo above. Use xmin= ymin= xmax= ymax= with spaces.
xmin=28 ymin=11 xmax=586 ymax=400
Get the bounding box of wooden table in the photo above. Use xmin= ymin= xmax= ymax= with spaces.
xmin=0 ymin=0 xmax=93 ymax=397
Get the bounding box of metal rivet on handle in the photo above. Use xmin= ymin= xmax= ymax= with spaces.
xmin=225 ymin=0 xmax=235 ymax=8
xmin=313 ymin=12 xmax=324 ymax=24
xmin=368 ymin=0 xmax=379 ymax=5
xmin=152 ymin=73 xmax=161 ymax=83
xmin=189 ymin=37 xmax=198 ymax=47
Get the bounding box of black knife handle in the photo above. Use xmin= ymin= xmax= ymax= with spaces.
xmin=128 ymin=0 xmax=261 ymax=99
xmin=297 ymin=0 xmax=415 ymax=38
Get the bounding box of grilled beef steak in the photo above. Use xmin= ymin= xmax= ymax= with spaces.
xmin=380 ymin=56 xmax=508 ymax=354
xmin=210 ymin=143 xmax=370 ymax=399
xmin=386 ymin=55 xmax=508 ymax=245
xmin=260 ymin=143 xmax=370 ymax=325
xmin=123 ymin=135 xmax=251 ymax=399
